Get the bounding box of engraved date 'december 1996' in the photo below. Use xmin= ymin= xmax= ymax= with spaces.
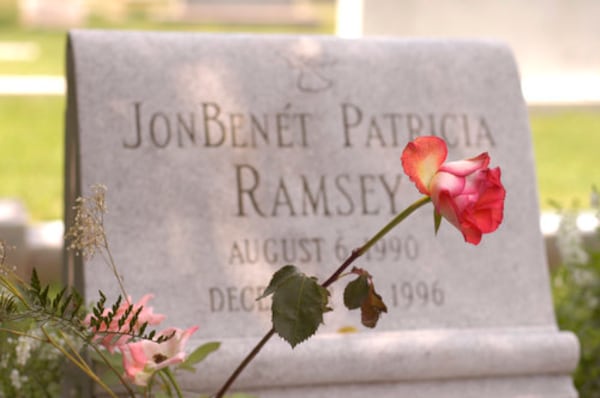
xmin=208 ymin=280 xmax=444 ymax=313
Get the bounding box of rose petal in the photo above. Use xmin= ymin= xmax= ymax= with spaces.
xmin=430 ymin=171 xmax=466 ymax=199
xmin=438 ymin=153 xmax=490 ymax=176
xmin=434 ymin=190 xmax=461 ymax=229
xmin=401 ymin=136 xmax=505 ymax=245
xmin=458 ymin=220 xmax=483 ymax=244
xmin=401 ymin=136 xmax=447 ymax=195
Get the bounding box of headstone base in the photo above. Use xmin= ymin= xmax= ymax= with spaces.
xmin=174 ymin=327 xmax=579 ymax=397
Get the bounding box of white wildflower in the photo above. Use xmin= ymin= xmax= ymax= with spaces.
xmin=15 ymin=335 xmax=39 ymax=367
xmin=9 ymin=369 xmax=21 ymax=390
xmin=572 ymin=267 xmax=595 ymax=286
xmin=38 ymin=339 xmax=62 ymax=362
xmin=556 ymin=209 xmax=589 ymax=266
xmin=0 ymin=354 xmax=8 ymax=368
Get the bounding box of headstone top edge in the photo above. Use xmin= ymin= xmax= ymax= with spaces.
xmin=66 ymin=28 xmax=514 ymax=52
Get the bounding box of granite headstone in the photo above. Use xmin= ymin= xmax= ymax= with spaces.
xmin=65 ymin=31 xmax=579 ymax=397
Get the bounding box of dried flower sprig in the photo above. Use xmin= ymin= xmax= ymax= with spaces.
xmin=65 ymin=184 xmax=107 ymax=259
xmin=65 ymin=184 xmax=128 ymax=299
xmin=0 ymin=241 xmax=17 ymax=277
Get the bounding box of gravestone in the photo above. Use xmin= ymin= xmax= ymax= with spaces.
xmin=65 ymin=30 xmax=579 ymax=397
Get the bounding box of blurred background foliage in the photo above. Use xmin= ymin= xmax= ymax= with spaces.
xmin=551 ymin=198 xmax=600 ymax=398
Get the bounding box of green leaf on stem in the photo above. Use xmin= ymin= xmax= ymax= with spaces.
xmin=0 ymin=294 xmax=17 ymax=317
xmin=30 ymin=268 xmax=41 ymax=294
xmin=434 ymin=210 xmax=442 ymax=235
xmin=257 ymin=265 xmax=298 ymax=300
xmin=260 ymin=265 xmax=330 ymax=348
xmin=343 ymin=274 xmax=370 ymax=310
xmin=178 ymin=341 xmax=221 ymax=372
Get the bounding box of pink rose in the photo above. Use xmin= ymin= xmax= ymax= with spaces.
xmin=401 ymin=136 xmax=505 ymax=244
xmin=84 ymin=294 xmax=166 ymax=352
xmin=120 ymin=326 xmax=199 ymax=386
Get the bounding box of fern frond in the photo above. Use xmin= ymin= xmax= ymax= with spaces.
xmin=0 ymin=293 xmax=17 ymax=319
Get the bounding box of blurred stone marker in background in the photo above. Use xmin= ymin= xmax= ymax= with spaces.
xmin=337 ymin=0 xmax=600 ymax=104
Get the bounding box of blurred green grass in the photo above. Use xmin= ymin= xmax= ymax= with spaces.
xmin=0 ymin=96 xmax=64 ymax=220
xmin=530 ymin=108 xmax=600 ymax=209
xmin=0 ymin=30 xmax=66 ymax=75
